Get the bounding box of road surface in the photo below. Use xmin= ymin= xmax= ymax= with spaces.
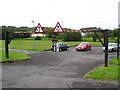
xmin=2 ymin=47 xmax=119 ymax=89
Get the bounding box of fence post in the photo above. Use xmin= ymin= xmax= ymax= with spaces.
xmin=5 ymin=31 xmax=9 ymax=58
xmin=117 ymin=29 xmax=119 ymax=60
xmin=104 ymin=30 xmax=108 ymax=67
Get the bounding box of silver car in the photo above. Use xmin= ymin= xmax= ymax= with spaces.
xmin=103 ymin=43 xmax=118 ymax=52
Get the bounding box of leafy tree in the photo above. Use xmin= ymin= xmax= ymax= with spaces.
xmin=1 ymin=26 xmax=15 ymax=40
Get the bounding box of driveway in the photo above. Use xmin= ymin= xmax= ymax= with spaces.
xmin=2 ymin=47 xmax=119 ymax=89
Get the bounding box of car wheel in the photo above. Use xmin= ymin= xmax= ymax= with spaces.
xmin=112 ymin=48 xmax=114 ymax=52
xmin=59 ymin=48 xmax=62 ymax=52
xmin=76 ymin=49 xmax=79 ymax=51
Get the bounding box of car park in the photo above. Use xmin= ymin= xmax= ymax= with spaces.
xmin=103 ymin=43 xmax=119 ymax=52
xmin=76 ymin=42 xmax=92 ymax=51
xmin=51 ymin=42 xmax=69 ymax=51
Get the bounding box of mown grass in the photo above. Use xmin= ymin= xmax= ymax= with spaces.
xmin=1 ymin=39 xmax=79 ymax=51
xmin=85 ymin=57 xmax=120 ymax=80
xmin=0 ymin=50 xmax=30 ymax=61
xmin=0 ymin=38 xmax=102 ymax=52
xmin=1 ymin=39 xmax=52 ymax=51
xmin=109 ymin=57 xmax=120 ymax=65
xmin=85 ymin=65 xmax=119 ymax=79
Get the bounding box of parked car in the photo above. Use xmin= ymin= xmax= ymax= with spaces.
xmin=76 ymin=42 xmax=92 ymax=51
xmin=103 ymin=43 xmax=119 ymax=52
xmin=51 ymin=42 xmax=69 ymax=51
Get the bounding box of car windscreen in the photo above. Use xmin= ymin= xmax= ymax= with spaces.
xmin=79 ymin=43 xmax=86 ymax=46
xmin=108 ymin=44 xmax=117 ymax=46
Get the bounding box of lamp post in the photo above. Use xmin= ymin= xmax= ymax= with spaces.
xmin=31 ymin=20 xmax=34 ymax=35
xmin=31 ymin=20 xmax=35 ymax=50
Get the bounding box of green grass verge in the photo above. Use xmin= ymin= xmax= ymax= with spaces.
xmin=1 ymin=39 xmax=52 ymax=51
xmin=63 ymin=41 xmax=80 ymax=46
xmin=0 ymin=50 xmax=31 ymax=62
xmin=89 ymin=42 xmax=102 ymax=47
xmin=85 ymin=57 xmax=120 ymax=80
xmin=85 ymin=65 xmax=119 ymax=80
xmin=0 ymin=39 xmax=102 ymax=52
xmin=109 ymin=57 xmax=120 ymax=65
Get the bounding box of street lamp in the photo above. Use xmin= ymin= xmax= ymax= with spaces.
xmin=31 ymin=20 xmax=35 ymax=50
xmin=31 ymin=20 xmax=34 ymax=35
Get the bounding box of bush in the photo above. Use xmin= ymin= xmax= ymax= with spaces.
xmin=45 ymin=33 xmax=58 ymax=38
xmin=60 ymin=32 xmax=82 ymax=41
xmin=34 ymin=36 xmax=41 ymax=40
xmin=92 ymin=35 xmax=97 ymax=42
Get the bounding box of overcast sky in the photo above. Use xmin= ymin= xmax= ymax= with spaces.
xmin=0 ymin=0 xmax=119 ymax=29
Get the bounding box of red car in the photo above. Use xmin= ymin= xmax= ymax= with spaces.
xmin=76 ymin=42 xmax=92 ymax=51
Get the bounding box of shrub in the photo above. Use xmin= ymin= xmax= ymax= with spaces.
xmin=34 ymin=36 xmax=41 ymax=40
xmin=92 ymin=35 xmax=97 ymax=42
xmin=45 ymin=33 xmax=58 ymax=38
xmin=60 ymin=32 xmax=82 ymax=41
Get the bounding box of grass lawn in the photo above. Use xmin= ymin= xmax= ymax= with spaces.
xmin=1 ymin=39 xmax=52 ymax=51
xmin=85 ymin=57 xmax=120 ymax=80
xmin=0 ymin=38 xmax=102 ymax=51
xmin=109 ymin=57 xmax=120 ymax=65
xmin=0 ymin=50 xmax=31 ymax=62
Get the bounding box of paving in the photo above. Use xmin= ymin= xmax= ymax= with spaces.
xmin=1 ymin=47 xmax=119 ymax=89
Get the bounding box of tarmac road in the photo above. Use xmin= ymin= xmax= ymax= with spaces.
xmin=2 ymin=46 xmax=119 ymax=89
